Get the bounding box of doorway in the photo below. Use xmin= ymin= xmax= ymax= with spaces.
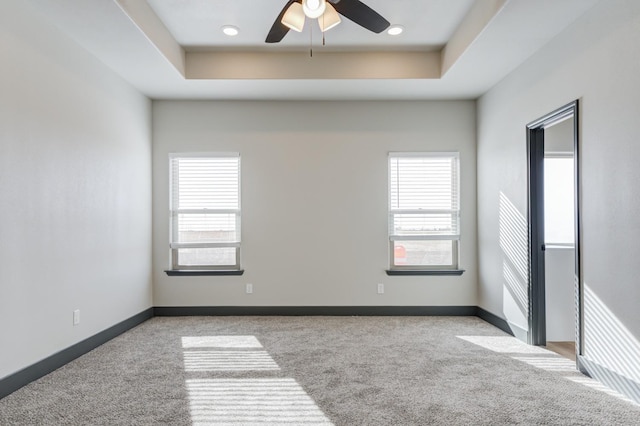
xmin=526 ymin=100 xmax=583 ymax=368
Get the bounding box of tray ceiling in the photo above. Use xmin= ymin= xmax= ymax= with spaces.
xmin=24 ymin=0 xmax=600 ymax=100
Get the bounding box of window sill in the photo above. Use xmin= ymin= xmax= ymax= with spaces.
xmin=386 ymin=269 xmax=465 ymax=276
xmin=165 ymin=269 xmax=244 ymax=276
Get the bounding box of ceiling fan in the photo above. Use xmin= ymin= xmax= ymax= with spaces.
xmin=266 ymin=0 xmax=390 ymax=43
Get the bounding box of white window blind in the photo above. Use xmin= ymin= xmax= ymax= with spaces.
xmin=389 ymin=152 xmax=460 ymax=268
xmin=169 ymin=153 xmax=240 ymax=269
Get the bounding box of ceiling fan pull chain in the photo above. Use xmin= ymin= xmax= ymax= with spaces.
xmin=322 ymin=14 xmax=326 ymax=46
xmin=310 ymin=23 xmax=313 ymax=57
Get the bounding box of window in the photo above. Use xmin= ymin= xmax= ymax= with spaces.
xmin=169 ymin=153 xmax=241 ymax=271
xmin=388 ymin=152 xmax=460 ymax=270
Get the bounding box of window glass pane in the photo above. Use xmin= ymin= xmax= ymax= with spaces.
xmin=175 ymin=213 xmax=238 ymax=243
xmin=393 ymin=240 xmax=453 ymax=267
xmin=544 ymin=157 xmax=575 ymax=244
xmin=177 ymin=248 xmax=236 ymax=267
xmin=392 ymin=213 xmax=457 ymax=237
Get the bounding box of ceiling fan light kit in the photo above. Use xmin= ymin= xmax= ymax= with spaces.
xmin=282 ymin=0 xmax=341 ymax=33
xmin=282 ymin=2 xmax=306 ymax=32
xmin=302 ymin=0 xmax=327 ymax=19
xmin=267 ymin=0 xmax=391 ymax=44
xmin=319 ymin=4 xmax=341 ymax=32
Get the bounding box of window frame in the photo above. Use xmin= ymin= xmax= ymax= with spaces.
xmin=388 ymin=152 xmax=461 ymax=272
xmin=168 ymin=152 xmax=242 ymax=272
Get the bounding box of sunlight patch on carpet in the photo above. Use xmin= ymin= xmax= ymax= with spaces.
xmin=186 ymin=378 xmax=334 ymax=426
xmin=457 ymin=334 xmax=640 ymax=406
xmin=457 ymin=335 xmax=551 ymax=354
xmin=183 ymin=351 xmax=281 ymax=372
xmin=182 ymin=336 xmax=263 ymax=349
xmin=565 ymin=376 xmax=638 ymax=405
xmin=182 ymin=335 xmax=334 ymax=425
xmin=512 ymin=356 xmax=577 ymax=372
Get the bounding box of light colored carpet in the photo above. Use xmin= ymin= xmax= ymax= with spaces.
xmin=1 ymin=316 xmax=639 ymax=425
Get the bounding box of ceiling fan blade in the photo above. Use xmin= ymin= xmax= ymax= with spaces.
xmin=266 ymin=0 xmax=298 ymax=43
xmin=331 ymin=0 xmax=390 ymax=33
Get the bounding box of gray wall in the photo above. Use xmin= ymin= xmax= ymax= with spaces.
xmin=478 ymin=0 xmax=640 ymax=398
xmin=545 ymin=248 xmax=575 ymax=342
xmin=153 ymin=101 xmax=477 ymax=307
xmin=0 ymin=2 xmax=153 ymax=379
xmin=545 ymin=117 xmax=574 ymax=154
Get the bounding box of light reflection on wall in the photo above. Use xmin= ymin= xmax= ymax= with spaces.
xmin=502 ymin=260 xmax=528 ymax=313
xmin=498 ymin=191 xmax=529 ymax=325
xmin=583 ymin=285 xmax=640 ymax=403
xmin=182 ymin=335 xmax=334 ymax=425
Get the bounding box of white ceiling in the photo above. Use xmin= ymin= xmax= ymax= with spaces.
xmin=145 ymin=0 xmax=475 ymax=51
xmin=25 ymin=0 xmax=600 ymax=100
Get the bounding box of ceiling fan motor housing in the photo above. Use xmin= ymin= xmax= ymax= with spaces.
xmin=303 ymin=0 xmax=326 ymax=19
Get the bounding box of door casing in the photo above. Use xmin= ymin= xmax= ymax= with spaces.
xmin=526 ymin=100 xmax=584 ymax=372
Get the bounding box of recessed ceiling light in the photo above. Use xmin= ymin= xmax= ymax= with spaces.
xmin=387 ymin=25 xmax=404 ymax=36
xmin=222 ymin=25 xmax=239 ymax=36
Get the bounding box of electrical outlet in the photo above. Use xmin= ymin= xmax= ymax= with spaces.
xmin=377 ymin=283 xmax=384 ymax=294
xmin=246 ymin=283 xmax=253 ymax=294
xmin=73 ymin=309 xmax=80 ymax=326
